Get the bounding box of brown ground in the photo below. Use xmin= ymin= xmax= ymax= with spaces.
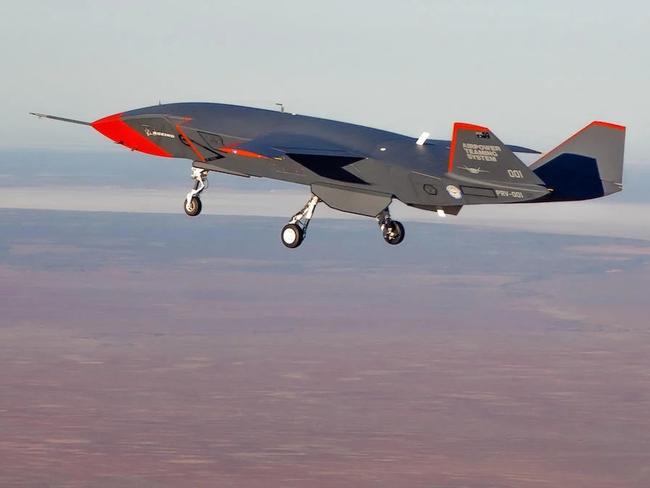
xmin=0 ymin=212 xmax=649 ymax=487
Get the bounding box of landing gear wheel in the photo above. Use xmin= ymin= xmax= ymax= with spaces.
xmin=281 ymin=223 xmax=304 ymax=249
xmin=183 ymin=167 xmax=208 ymax=217
xmin=281 ymin=195 xmax=319 ymax=249
xmin=184 ymin=196 xmax=202 ymax=217
xmin=382 ymin=220 xmax=405 ymax=245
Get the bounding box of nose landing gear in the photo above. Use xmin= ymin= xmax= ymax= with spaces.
xmin=377 ymin=209 xmax=405 ymax=245
xmin=184 ymin=167 xmax=209 ymax=217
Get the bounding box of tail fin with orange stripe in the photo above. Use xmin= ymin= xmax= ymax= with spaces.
xmin=530 ymin=121 xmax=626 ymax=201
xmin=447 ymin=122 xmax=546 ymax=188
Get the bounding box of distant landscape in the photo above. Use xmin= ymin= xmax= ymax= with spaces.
xmin=1 ymin=149 xmax=649 ymax=241
xmin=1 ymin=209 xmax=649 ymax=487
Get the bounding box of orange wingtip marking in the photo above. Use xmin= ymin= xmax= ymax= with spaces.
xmin=592 ymin=121 xmax=626 ymax=131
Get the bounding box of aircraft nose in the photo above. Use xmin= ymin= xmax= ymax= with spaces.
xmin=91 ymin=112 xmax=171 ymax=157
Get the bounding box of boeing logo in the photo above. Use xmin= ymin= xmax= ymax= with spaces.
xmin=144 ymin=127 xmax=175 ymax=139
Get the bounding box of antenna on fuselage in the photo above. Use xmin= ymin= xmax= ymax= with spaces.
xmin=416 ymin=132 xmax=430 ymax=145
xmin=275 ymin=103 xmax=285 ymax=113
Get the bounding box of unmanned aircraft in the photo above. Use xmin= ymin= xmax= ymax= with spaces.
xmin=32 ymin=103 xmax=625 ymax=248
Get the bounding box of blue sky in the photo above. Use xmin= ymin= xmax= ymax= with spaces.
xmin=1 ymin=0 xmax=648 ymax=164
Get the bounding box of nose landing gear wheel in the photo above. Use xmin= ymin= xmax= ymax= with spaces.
xmin=281 ymin=223 xmax=304 ymax=248
xmin=382 ymin=220 xmax=405 ymax=245
xmin=184 ymin=196 xmax=202 ymax=217
xmin=184 ymin=167 xmax=208 ymax=217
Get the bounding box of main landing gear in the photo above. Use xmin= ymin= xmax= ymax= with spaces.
xmin=281 ymin=195 xmax=320 ymax=248
xmin=280 ymin=196 xmax=406 ymax=249
xmin=184 ymin=167 xmax=209 ymax=217
xmin=377 ymin=209 xmax=405 ymax=245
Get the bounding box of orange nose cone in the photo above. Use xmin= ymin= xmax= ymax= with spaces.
xmin=91 ymin=113 xmax=172 ymax=157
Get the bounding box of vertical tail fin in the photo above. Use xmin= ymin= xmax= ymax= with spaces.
xmin=530 ymin=121 xmax=626 ymax=201
xmin=448 ymin=122 xmax=546 ymax=187
xmin=446 ymin=122 xmax=550 ymax=203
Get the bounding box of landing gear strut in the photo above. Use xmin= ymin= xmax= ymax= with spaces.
xmin=184 ymin=167 xmax=209 ymax=217
xmin=377 ymin=209 xmax=405 ymax=245
xmin=281 ymin=195 xmax=320 ymax=248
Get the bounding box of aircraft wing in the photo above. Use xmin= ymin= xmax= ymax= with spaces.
xmin=227 ymin=134 xmax=538 ymax=185
xmin=229 ymin=133 xmax=365 ymax=158
xmin=224 ymin=133 xmax=369 ymax=184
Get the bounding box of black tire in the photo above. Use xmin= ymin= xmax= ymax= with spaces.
xmin=382 ymin=220 xmax=405 ymax=245
xmin=184 ymin=196 xmax=202 ymax=217
xmin=281 ymin=223 xmax=304 ymax=249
